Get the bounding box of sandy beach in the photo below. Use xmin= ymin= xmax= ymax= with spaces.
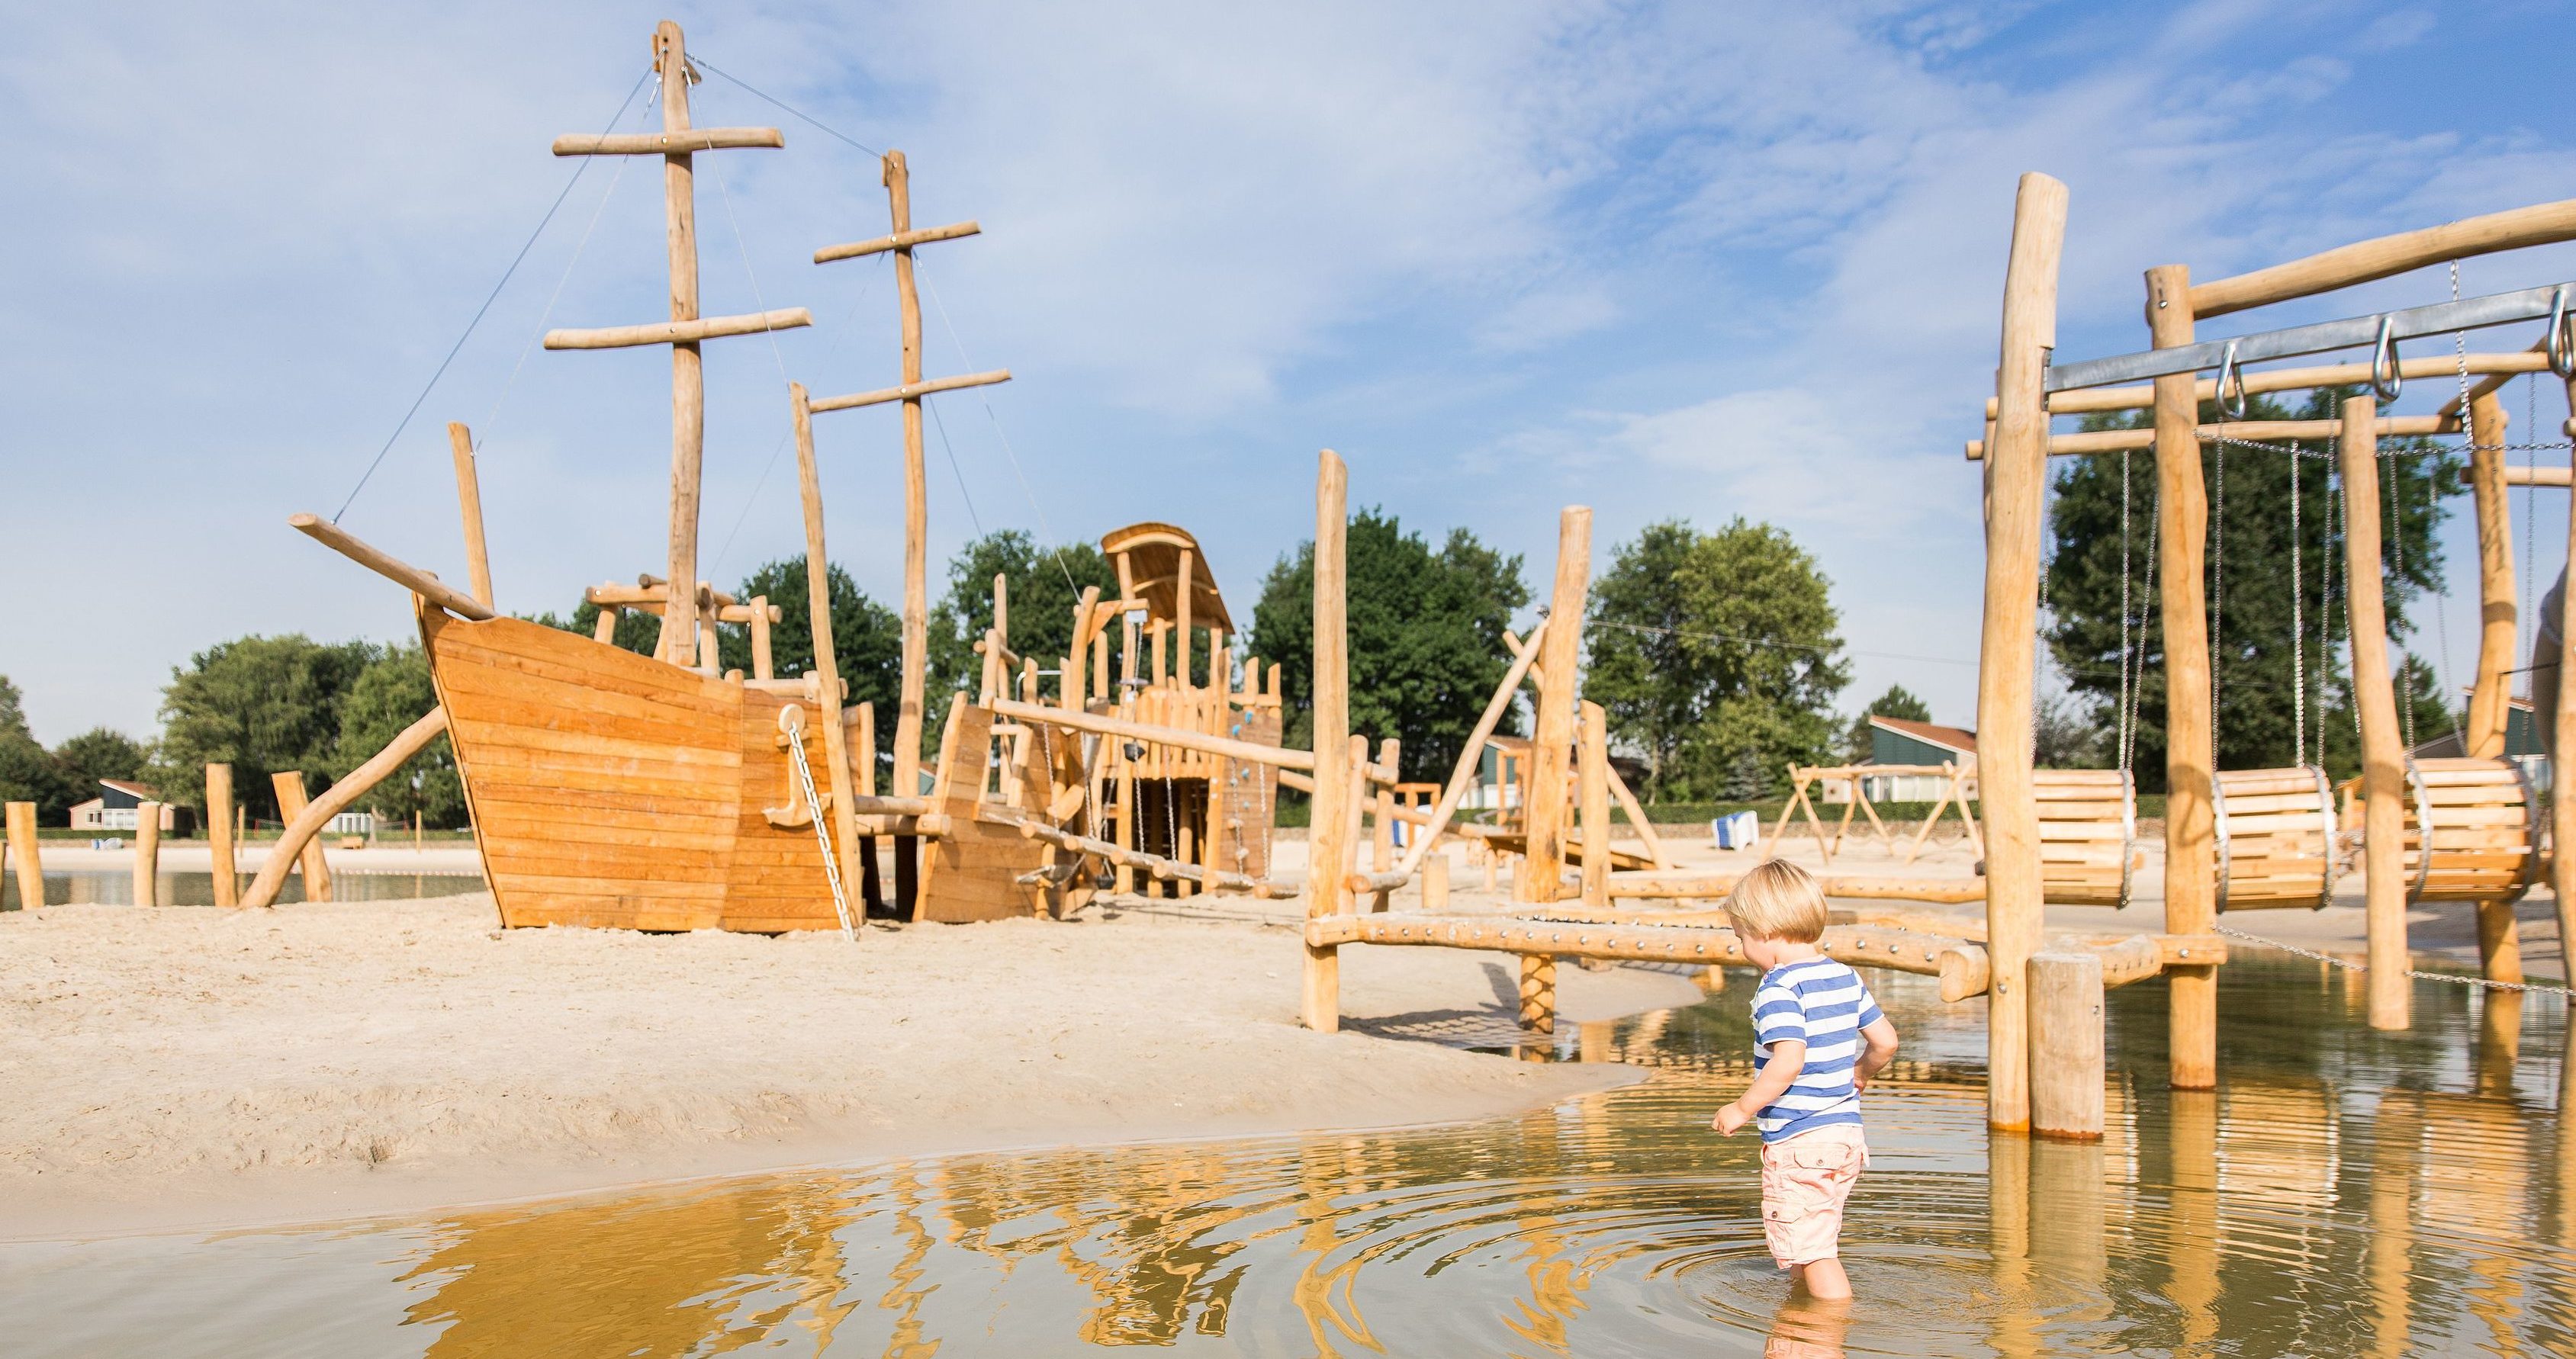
xmin=0 ymin=883 xmax=1700 ymax=1239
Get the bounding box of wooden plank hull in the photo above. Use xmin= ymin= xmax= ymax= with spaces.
xmin=423 ymin=610 xmax=844 ymax=931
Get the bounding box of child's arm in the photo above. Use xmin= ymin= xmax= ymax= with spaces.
xmin=1851 ymin=1017 xmax=1899 ymax=1093
xmin=1714 ymin=1039 xmax=1805 ymax=1134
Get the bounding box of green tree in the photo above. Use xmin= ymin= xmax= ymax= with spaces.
xmin=1844 ymin=683 xmax=1931 ymax=762
xmin=326 ymin=645 xmax=467 ymax=828
xmin=152 ymin=635 xmax=379 ymax=821
xmin=928 ymin=532 xmax=1124 ymax=702
xmin=1584 ymin=519 xmax=1849 ymax=802
xmin=0 ymin=675 xmax=76 ymax=821
xmin=1247 ymin=511 xmax=1529 ymax=782
xmin=716 ymin=560 xmax=905 ymax=713
xmin=2043 ymin=389 xmax=2459 ymax=787
xmin=550 ymin=601 xmax=661 ymax=656
xmin=44 ymin=728 xmax=153 ymax=822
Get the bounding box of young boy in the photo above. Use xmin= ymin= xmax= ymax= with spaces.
xmin=1712 ymin=859 xmax=1899 ymax=1300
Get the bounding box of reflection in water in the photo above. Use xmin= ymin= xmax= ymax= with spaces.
xmin=1 ymin=869 xmax=483 ymax=909
xmin=2 ymin=960 xmax=2573 ymax=1356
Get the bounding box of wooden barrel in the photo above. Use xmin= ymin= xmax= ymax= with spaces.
xmin=2403 ymin=757 xmax=2539 ymax=904
xmin=2033 ymin=767 xmax=2135 ymax=908
xmin=2214 ymin=766 xmax=2338 ymax=911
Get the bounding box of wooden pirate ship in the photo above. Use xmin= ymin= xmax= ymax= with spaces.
xmin=277 ymin=20 xmax=1291 ymax=930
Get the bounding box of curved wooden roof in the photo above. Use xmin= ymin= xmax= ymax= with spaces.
xmin=1099 ymin=522 xmax=1231 ymax=631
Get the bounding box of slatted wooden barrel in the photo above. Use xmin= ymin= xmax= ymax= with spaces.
xmin=2034 ymin=767 xmax=2136 ymax=908
xmin=2213 ymin=766 xmax=2339 ymax=911
xmin=2402 ymin=757 xmax=2540 ymax=904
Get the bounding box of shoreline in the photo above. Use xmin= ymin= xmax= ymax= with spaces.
xmin=0 ymin=891 xmax=1699 ymax=1242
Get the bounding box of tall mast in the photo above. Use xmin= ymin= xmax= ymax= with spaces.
xmin=807 ymin=156 xmax=1009 ymax=788
xmin=543 ymin=19 xmax=811 ymax=668
xmin=653 ymin=20 xmax=705 ymax=663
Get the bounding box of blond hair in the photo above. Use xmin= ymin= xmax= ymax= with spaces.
xmin=1725 ymin=859 xmax=1828 ymax=943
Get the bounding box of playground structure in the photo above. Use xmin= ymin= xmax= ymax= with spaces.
xmin=1977 ymin=174 xmax=2576 ymax=1130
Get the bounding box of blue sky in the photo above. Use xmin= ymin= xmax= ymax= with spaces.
xmin=8 ymin=0 xmax=2576 ymax=744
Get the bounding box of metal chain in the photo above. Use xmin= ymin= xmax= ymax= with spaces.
xmin=2217 ymin=924 xmax=2573 ymax=995
xmin=2213 ymin=429 xmax=2227 ymax=736
xmin=782 ymin=712 xmax=857 ymax=940
xmin=2290 ymin=445 xmax=2307 ymax=766
xmin=2116 ymin=443 xmax=2132 ymax=766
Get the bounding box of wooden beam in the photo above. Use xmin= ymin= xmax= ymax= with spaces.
xmin=1603 ymin=760 xmax=1671 ymax=869
xmin=1979 ymin=171 xmax=2068 ymax=1131
xmin=2190 ymin=198 xmax=2576 ymax=318
xmin=542 ymin=307 xmax=813 ymax=351
xmin=1964 ymin=414 xmax=2452 ymax=460
xmin=1519 ymin=507 xmax=1591 ymax=904
xmin=2030 ymin=952 xmax=2105 ymax=1140
xmin=289 ymin=514 xmax=495 ymax=620
xmin=2439 ymin=339 xmax=2550 ymax=418
xmin=1394 ymin=618 xmax=1548 ymax=877
xmin=807 ymin=368 xmax=1013 ymax=413
xmin=2340 ymin=396 xmax=2410 ymax=1031
xmin=2506 ymin=464 xmax=2572 ymax=487
xmin=1603 ymin=871 xmax=1986 ymax=904
xmin=992 ymin=697 xmax=1312 ymax=770
xmin=445 ymin=422 xmax=494 ymax=609
xmin=815 ymin=220 xmax=982 ymax=264
xmin=552 ymin=127 xmax=784 ymax=155
xmin=2147 ymin=262 xmax=2217 ymax=1094
xmin=269 ymin=772 xmax=332 ymax=901
xmin=241 ymin=710 xmax=447 ymax=909
xmin=1304 ymin=450 xmax=1352 ymax=1031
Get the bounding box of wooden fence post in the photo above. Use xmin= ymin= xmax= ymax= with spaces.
xmin=2030 ymin=951 xmax=2105 ymax=1139
xmin=2340 ymin=396 xmax=2410 ymax=1031
xmin=1580 ymin=700 xmax=1611 ymax=908
xmin=1978 ymin=171 xmax=2069 ymax=1130
xmin=1422 ymin=849 xmax=1449 ymax=912
xmin=133 ymin=803 xmax=162 ymax=907
xmin=270 ymin=772 xmax=334 ymax=902
xmin=207 ymin=763 xmax=239 ymax=908
xmin=5 ymin=802 xmax=40 ymax=910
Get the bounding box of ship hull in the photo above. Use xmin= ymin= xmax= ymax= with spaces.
xmin=422 ymin=609 xmax=844 ymax=930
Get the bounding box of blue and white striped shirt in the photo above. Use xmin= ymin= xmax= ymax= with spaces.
xmin=1751 ymin=958 xmax=1884 ymax=1142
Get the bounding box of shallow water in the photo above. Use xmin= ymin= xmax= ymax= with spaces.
xmin=0 ymin=869 xmax=484 ymax=909
xmin=2 ymin=956 xmax=2571 ymax=1356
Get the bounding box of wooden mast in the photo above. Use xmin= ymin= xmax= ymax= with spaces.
xmin=884 ymin=149 xmax=930 ymax=794
xmin=2143 ymin=264 xmax=2217 ymax=1092
xmin=652 ymin=19 xmax=705 ymax=664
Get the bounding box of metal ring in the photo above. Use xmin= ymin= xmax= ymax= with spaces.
xmin=2370 ymin=315 xmax=2403 ymax=403
xmin=2550 ymin=284 xmax=2576 ymax=379
xmin=2215 ymin=339 xmax=2250 ymax=421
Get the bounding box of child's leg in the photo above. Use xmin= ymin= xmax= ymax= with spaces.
xmin=1794 ymin=1258 xmax=1851 ymax=1300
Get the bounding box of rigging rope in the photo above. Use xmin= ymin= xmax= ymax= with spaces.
xmin=915 ymin=259 xmax=1082 ymax=599
xmin=333 ymin=66 xmax=654 ymax=522
xmin=690 ymin=55 xmax=883 ymax=156
xmin=781 ymin=709 xmax=858 ymax=940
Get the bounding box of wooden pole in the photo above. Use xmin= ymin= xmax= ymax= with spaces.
xmin=131 ymin=802 xmax=161 ymax=907
xmin=206 ymin=762 xmax=239 ymax=908
xmin=2555 ymin=374 xmax=2576 ymax=993
xmin=2466 ymin=391 xmax=2519 ymax=757
xmin=1302 ymin=450 xmax=1352 ymax=1032
xmin=650 ymin=20 xmax=706 ymax=665
xmin=1580 ymin=701 xmax=1611 ymax=908
xmin=1422 ymin=849 xmax=1449 ymax=912
xmin=243 ymin=710 xmax=448 ymax=910
xmin=2145 ymin=262 xmax=2219 ymax=1092
xmin=2029 ymin=951 xmax=2106 ymax=1139
xmin=790 ymin=384 xmax=866 ymax=930
xmin=270 ymin=771 xmax=333 ymax=901
xmin=1978 ymin=172 xmax=2068 ymax=1131
xmin=1518 ymin=507 xmax=1591 ymax=904
xmin=445 ymin=422 xmax=494 ymax=609
xmin=1176 ymin=548 xmax=1195 ymax=694
xmin=2340 ymin=396 xmax=2410 ymax=1031
xmin=3 ymin=802 xmax=36 ymax=911
xmin=1372 ymin=737 xmax=1397 ymax=872
xmin=749 ymin=594 xmax=773 ymax=680
xmin=883 ymin=149 xmax=930 ymax=802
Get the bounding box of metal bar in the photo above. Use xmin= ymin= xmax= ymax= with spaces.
xmin=2047 ymin=282 xmax=2573 ymax=393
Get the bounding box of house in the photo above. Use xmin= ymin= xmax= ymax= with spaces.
xmin=2407 ymin=696 xmax=2552 ymax=791
xmin=66 ymin=779 xmax=187 ymax=832
xmin=1835 ymin=716 xmax=1979 ymax=803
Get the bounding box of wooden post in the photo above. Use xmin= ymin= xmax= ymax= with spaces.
xmin=1372 ymin=737 xmax=1398 ymax=872
xmin=2555 ymin=374 xmax=2576 ymax=993
xmin=650 ymin=20 xmax=707 ymax=665
xmin=2145 ymin=263 xmax=2220 ymax=1092
xmin=593 ymin=606 xmax=620 ymax=644
xmin=1518 ymin=507 xmax=1591 ymax=904
xmin=271 ymin=771 xmax=333 ymax=901
xmin=2341 ymin=396 xmax=2410 ymax=1031
xmin=1978 ymin=172 xmax=2068 ymax=1131
xmin=3 ymin=802 xmax=37 ymax=911
xmin=207 ymin=762 xmax=239 ymax=908
xmin=1176 ymin=548 xmax=1195 ymax=694
xmin=1302 ymin=450 xmax=1352 ymax=1032
xmin=2466 ymin=392 xmax=2518 ymax=757
xmin=1520 ymin=953 xmax=1556 ymax=1033
xmin=884 ymin=149 xmax=930 ymax=802
xmin=790 ymin=384 xmax=866 ymax=930
xmin=413 ymin=810 xmax=422 ymax=853
xmin=1422 ymin=849 xmax=1449 ymax=912
xmin=2029 ymin=951 xmax=2105 ymax=1139
xmin=749 ymin=594 xmax=773 ymax=680
xmin=132 ymin=802 xmax=162 ymax=907
xmin=446 ymin=422 xmax=494 ymax=609
xmin=1580 ymin=700 xmax=1611 ymax=908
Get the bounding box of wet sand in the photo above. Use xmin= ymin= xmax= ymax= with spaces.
xmin=0 ymin=887 xmax=1697 ymax=1239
